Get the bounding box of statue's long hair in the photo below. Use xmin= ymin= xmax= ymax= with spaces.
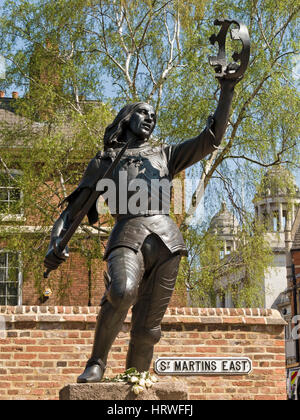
xmin=103 ymin=102 xmax=156 ymax=150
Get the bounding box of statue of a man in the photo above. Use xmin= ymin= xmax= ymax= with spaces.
xmin=44 ymin=77 xmax=239 ymax=383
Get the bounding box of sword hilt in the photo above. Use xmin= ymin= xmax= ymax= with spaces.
xmin=43 ymin=268 xmax=52 ymax=279
xmin=43 ymin=241 xmax=63 ymax=279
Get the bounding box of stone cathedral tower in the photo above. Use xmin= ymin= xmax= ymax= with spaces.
xmin=209 ymin=201 xmax=240 ymax=307
xmin=253 ymin=166 xmax=300 ymax=308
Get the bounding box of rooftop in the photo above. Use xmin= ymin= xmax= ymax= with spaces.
xmin=255 ymin=165 xmax=300 ymax=200
xmin=210 ymin=201 xmax=239 ymax=236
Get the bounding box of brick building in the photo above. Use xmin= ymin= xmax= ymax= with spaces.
xmin=0 ymin=91 xmax=108 ymax=306
xmin=0 ymin=92 xmax=186 ymax=308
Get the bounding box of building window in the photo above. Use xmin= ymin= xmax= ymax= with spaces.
xmin=282 ymin=210 xmax=287 ymax=231
xmin=272 ymin=210 xmax=279 ymax=232
xmin=285 ymin=322 xmax=291 ymax=340
xmin=0 ymin=252 xmax=22 ymax=305
xmin=217 ymin=293 xmax=226 ymax=308
xmin=225 ymin=246 xmax=231 ymax=255
xmin=0 ymin=170 xmax=23 ymax=217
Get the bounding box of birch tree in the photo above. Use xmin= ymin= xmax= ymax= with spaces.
xmin=0 ymin=0 xmax=298 ymax=301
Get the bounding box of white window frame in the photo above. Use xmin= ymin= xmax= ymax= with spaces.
xmin=0 ymin=250 xmax=22 ymax=305
xmin=0 ymin=169 xmax=25 ymax=221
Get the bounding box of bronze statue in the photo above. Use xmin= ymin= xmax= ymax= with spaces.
xmin=44 ymin=19 xmax=250 ymax=383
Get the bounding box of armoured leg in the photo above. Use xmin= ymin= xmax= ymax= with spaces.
xmin=77 ymin=247 xmax=144 ymax=383
xmin=126 ymin=239 xmax=181 ymax=372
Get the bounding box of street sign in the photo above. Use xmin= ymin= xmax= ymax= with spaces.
xmin=154 ymin=357 xmax=252 ymax=375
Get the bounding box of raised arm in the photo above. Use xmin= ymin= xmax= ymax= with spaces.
xmin=167 ymin=78 xmax=237 ymax=177
xmin=211 ymin=78 xmax=236 ymax=144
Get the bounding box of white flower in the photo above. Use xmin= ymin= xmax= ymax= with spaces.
xmin=139 ymin=378 xmax=146 ymax=387
xmin=133 ymin=384 xmax=144 ymax=395
xmin=130 ymin=376 xmax=139 ymax=383
xmin=145 ymin=379 xmax=153 ymax=388
xmin=150 ymin=375 xmax=158 ymax=383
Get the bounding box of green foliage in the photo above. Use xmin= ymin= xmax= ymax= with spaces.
xmin=176 ymin=217 xmax=274 ymax=307
xmin=0 ymin=0 xmax=298 ymax=303
xmin=0 ymin=100 xmax=114 ymax=300
xmin=255 ymin=166 xmax=299 ymax=200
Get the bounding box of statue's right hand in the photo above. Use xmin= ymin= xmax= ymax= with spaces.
xmin=44 ymin=239 xmax=69 ymax=271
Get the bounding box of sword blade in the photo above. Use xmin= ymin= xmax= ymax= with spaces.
xmin=59 ymin=138 xmax=133 ymax=250
xmin=44 ymin=138 xmax=134 ymax=278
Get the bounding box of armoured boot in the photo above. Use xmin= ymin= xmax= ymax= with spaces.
xmin=77 ymin=357 xmax=106 ymax=383
xmin=126 ymin=341 xmax=154 ymax=372
xmin=76 ymin=300 xmax=129 ymax=383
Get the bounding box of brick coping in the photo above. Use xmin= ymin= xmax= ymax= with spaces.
xmin=0 ymin=306 xmax=286 ymax=326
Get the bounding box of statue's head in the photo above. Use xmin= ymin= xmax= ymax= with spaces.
xmin=104 ymin=102 xmax=156 ymax=149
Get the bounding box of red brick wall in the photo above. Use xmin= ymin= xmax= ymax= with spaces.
xmin=22 ymin=253 xmax=107 ymax=306
xmin=0 ymin=306 xmax=286 ymax=400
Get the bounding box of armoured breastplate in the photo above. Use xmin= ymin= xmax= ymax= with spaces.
xmin=100 ymin=145 xmax=172 ymax=219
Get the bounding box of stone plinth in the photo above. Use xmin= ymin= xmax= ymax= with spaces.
xmin=59 ymin=380 xmax=188 ymax=400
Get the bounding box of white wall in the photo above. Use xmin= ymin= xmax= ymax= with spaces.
xmin=264 ymin=253 xmax=287 ymax=308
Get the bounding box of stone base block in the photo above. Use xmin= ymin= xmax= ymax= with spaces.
xmin=59 ymin=380 xmax=188 ymax=400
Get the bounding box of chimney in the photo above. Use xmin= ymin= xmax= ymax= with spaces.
xmin=12 ymin=91 xmax=18 ymax=99
xmin=0 ymin=91 xmax=5 ymax=98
